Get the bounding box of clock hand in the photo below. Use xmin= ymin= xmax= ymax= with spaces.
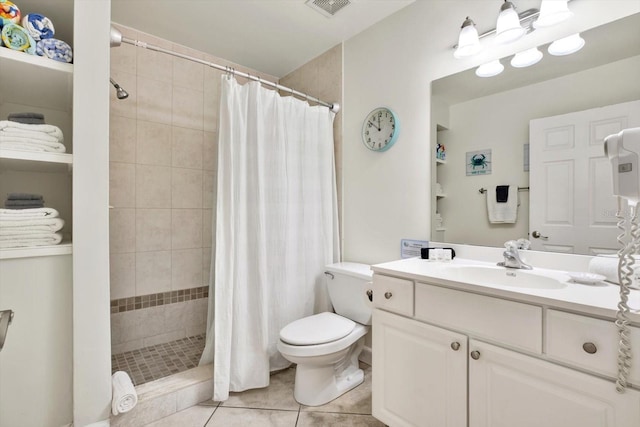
xmin=368 ymin=120 xmax=381 ymax=131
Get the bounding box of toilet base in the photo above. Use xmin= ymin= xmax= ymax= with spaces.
xmin=292 ymin=337 xmax=365 ymax=406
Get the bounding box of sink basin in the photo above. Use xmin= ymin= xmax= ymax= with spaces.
xmin=444 ymin=265 xmax=567 ymax=290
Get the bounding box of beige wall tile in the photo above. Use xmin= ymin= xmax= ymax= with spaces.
xmin=173 ymin=86 xmax=203 ymax=130
xmin=136 ymin=165 xmax=172 ymax=208
xmin=137 ymin=121 xmax=172 ymax=166
xmin=202 ymin=209 xmax=213 ymax=248
xmin=111 ymin=36 xmax=137 ymax=74
xmin=110 ymin=70 xmax=137 ymax=119
xmin=173 ymin=53 xmax=204 ymax=91
xmin=110 ymin=252 xmax=136 ymax=300
xmin=137 ymin=305 xmax=167 ymax=337
xmin=136 ymin=209 xmax=172 ymax=251
xmin=173 ymin=127 xmax=204 ymax=169
xmin=171 ymin=248 xmax=202 ymax=291
xmin=110 ymin=208 xmax=136 ymax=254
xmin=111 ymin=339 xmax=144 ymax=355
xmin=136 ymin=35 xmax=173 ymax=84
xmin=203 ymin=68 xmax=223 ymax=133
xmin=172 ymin=168 xmax=203 ymax=209
xmin=110 ymin=162 xmax=136 ymax=208
xmin=202 ymin=171 xmax=216 ymax=211
xmin=138 ymin=77 xmax=172 ymax=125
xmin=203 ymin=131 xmax=218 ymax=171
xmin=202 ymin=247 xmax=212 ymax=286
xmin=110 ymin=115 xmax=136 ymax=163
xmin=136 ymin=250 xmax=171 ymax=295
xmin=171 ymin=209 xmax=202 ymax=249
xmin=142 ymin=330 xmax=185 ymax=348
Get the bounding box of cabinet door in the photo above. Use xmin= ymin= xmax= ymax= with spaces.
xmin=372 ymin=308 xmax=467 ymax=427
xmin=469 ymin=340 xmax=640 ymax=427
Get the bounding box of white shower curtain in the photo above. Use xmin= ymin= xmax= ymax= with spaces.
xmin=202 ymin=76 xmax=340 ymax=401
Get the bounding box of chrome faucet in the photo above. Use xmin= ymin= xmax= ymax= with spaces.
xmin=497 ymin=240 xmax=532 ymax=270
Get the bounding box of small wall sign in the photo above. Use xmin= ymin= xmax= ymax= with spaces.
xmin=401 ymin=239 xmax=429 ymax=259
xmin=466 ymin=149 xmax=492 ymax=176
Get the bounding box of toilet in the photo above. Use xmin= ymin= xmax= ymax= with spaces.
xmin=277 ymin=262 xmax=373 ymax=406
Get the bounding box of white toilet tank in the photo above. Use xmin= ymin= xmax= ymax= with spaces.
xmin=325 ymin=262 xmax=373 ymax=325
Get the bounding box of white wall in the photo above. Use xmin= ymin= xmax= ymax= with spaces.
xmin=343 ymin=0 xmax=640 ymax=264
xmin=440 ymin=55 xmax=640 ymax=247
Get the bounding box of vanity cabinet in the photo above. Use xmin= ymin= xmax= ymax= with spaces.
xmin=371 ymin=274 xmax=640 ymax=427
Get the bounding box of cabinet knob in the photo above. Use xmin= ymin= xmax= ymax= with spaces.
xmin=384 ymin=292 xmax=393 ymax=299
xmin=450 ymin=342 xmax=460 ymax=351
xmin=470 ymin=350 xmax=481 ymax=360
xmin=582 ymin=342 xmax=597 ymax=354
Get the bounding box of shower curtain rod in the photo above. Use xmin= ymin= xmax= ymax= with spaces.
xmin=110 ymin=27 xmax=340 ymax=113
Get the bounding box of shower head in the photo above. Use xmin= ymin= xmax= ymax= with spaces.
xmin=109 ymin=77 xmax=129 ymax=100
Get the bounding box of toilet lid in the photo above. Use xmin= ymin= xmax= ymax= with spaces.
xmin=280 ymin=312 xmax=356 ymax=345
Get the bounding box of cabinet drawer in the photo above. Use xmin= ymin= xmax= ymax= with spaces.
xmin=546 ymin=310 xmax=640 ymax=382
xmin=415 ymin=283 xmax=542 ymax=354
xmin=372 ymin=274 xmax=413 ymax=317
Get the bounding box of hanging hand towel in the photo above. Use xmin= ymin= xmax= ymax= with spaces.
xmin=21 ymin=13 xmax=55 ymax=41
xmin=111 ymin=371 xmax=138 ymax=416
xmin=487 ymin=185 xmax=518 ymax=223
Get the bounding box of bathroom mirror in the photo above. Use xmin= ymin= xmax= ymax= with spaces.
xmin=431 ymin=13 xmax=640 ymax=255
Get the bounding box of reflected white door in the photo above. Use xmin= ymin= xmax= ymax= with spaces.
xmin=529 ymin=100 xmax=640 ymax=255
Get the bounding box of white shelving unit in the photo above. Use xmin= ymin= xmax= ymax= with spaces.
xmin=0 ymin=46 xmax=74 ymax=260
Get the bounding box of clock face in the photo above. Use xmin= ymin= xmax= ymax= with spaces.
xmin=362 ymin=107 xmax=399 ymax=152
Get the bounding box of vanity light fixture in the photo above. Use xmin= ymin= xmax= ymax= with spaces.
xmin=548 ymin=33 xmax=585 ymax=56
xmin=475 ymin=59 xmax=504 ymax=77
xmin=533 ymin=0 xmax=573 ymax=28
xmin=510 ymin=47 xmax=543 ymax=67
xmin=495 ymin=0 xmax=527 ymax=45
xmin=453 ymin=17 xmax=482 ymax=58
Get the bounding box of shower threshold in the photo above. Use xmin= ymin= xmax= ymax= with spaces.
xmin=111 ymin=334 xmax=205 ymax=386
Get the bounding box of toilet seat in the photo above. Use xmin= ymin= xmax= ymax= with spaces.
xmin=280 ymin=312 xmax=356 ymax=345
xmin=277 ymin=322 xmax=368 ymax=358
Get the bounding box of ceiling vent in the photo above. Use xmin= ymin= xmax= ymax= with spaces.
xmin=306 ymin=0 xmax=351 ymax=18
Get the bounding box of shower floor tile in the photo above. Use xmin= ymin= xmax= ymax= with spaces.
xmin=112 ymin=334 xmax=206 ymax=386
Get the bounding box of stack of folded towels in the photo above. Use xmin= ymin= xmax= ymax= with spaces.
xmin=0 ymin=2 xmax=73 ymax=63
xmin=0 ymin=199 xmax=64 ymax=248
xmin=0 ymin=118 xmax=65 ymax=153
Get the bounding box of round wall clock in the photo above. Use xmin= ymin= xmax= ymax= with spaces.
xmin=361 ymin=107 xmax=399 ymax=152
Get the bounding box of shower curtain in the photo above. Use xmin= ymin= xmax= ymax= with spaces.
xmin=201 ymin=76 xmax=340 ymax=401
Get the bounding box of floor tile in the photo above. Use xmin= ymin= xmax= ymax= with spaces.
xmin=205 ymin=407 xmax=299 ymax=426
xmin=145 ymin=405 xmax=216 ymax=427
xmin=297 ymin=412 xmax=385 ymax=427
xmin=301 ymin=363 xmax=373 ymax=415
xmin=221 ymin=366 xmax=300 ymax=411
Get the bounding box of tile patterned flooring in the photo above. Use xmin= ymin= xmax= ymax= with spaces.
xmin=145 ymin=363 xmax=385 ymax=426
xmin=112 ymin=334 xmax=206 ymax=385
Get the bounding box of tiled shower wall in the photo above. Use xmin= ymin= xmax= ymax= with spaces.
xmin=108 ymin=24 xmax=279 ymax=353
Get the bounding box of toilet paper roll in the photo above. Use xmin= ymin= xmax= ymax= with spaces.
xmin=588 ymin=255 xmax=619 ymax=284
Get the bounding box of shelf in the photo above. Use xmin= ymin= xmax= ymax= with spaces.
xmin=436 ymin=193 xmax=447 ymax=198
xmin=0 ymin=149 xmax=72 ymax=173
xmin=435 ymin=228 xmax=446 ymax=231
xmin=436 ymin=159 xmax=447 ymax=165
xmin=0 ymin=242 xmax=72 ymax=260
xmin=0 ymin=47 xmax=73 ymax=112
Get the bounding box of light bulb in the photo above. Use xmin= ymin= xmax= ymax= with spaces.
xmin=476 ymin=60 xmax=504 ymax=77
xmin=454 ymin=17 xmax=482 ymax=58
xmin=510 ymin=47 xmax=543 ymax=68
xmin=534 ymin=0 xmax=573 ymax=28
xmin=495 ymin=1 xmax=526 ymax=45
xmin=548 ymin=33 xmax=585 ymax=56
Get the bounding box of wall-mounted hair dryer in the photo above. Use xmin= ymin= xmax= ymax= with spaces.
xmin=604 ymin=127 xmax=640 ymax=204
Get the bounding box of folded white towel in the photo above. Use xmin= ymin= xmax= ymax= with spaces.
xmin=0 ymin=218 xmax=65 ymax=233
xmin=0 ymin=120 xmax=64 ymax=141
xmin=487 ymin=185 xmax=518 ymax=223
xmin=0 ymin=232 xmax=63 ymax=248
xmin=112 ymin=371 xmax=138 ymax=416
xmin=0 ymin=207 xmax=59 ymax=220
xmin=0 ymin=139 xmax=66 ymax=153
xmin=0 ymin=130 xmax=62 ymax=143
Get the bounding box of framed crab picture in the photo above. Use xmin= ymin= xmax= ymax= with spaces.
xmin=466 ymin=149 xmax=492 ymax=176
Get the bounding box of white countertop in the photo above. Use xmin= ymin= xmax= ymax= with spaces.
xmin=372 ymin=257 xmax=640 ymax=324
